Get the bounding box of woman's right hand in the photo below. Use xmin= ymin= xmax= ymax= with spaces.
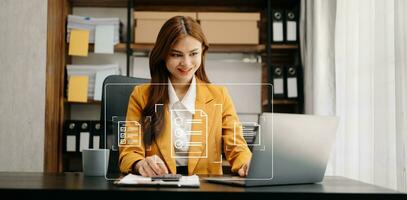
xmin=135 ymin=155 xmax=169 ymax=177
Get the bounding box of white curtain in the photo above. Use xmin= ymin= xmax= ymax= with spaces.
xmin=395 ymin=0 xmax=407 ymax=193
xmin=300 ymin=0 xmax=337 ymax=116
xmin=301 ymin=0 xmax=407 ymax=191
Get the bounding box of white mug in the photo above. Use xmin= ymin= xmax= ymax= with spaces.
xmin=82 ymin=149 xmax=110 ymax=176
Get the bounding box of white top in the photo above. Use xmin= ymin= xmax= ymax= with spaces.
xmin=168 ymin=76 xmax=196 ymax=166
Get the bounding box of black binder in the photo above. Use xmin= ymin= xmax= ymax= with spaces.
xmin=286 ymin=65 xmax=299 ymax=99
xmin=272 ymin=9 xmax=284 ymax=43
xmin=78 ymin=121 xmax=91 ymax=152
xmin=63 ymin=120 xmax=79 ymax=153
xmin=90 ymin=121 xmax=103 ymax=149
xmin=272 ymin=64 xmax=285 ymax=99
xmin=285 ymin=8 xmax=299 ymax=43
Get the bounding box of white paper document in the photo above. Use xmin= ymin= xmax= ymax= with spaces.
xmin=95 ymin=25 xmax=114 ymax=54
xmin=116 ymin=174 xmax=200 ymax=187
xmin=93 ymin=69 xmax=118 ymax=101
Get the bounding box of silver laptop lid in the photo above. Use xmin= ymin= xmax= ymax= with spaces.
xmin=247 ymin=113 xmax=339 ymax=185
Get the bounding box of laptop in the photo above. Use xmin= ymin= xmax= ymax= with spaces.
xmin=205 ymin=113 xmax=339 ymax=187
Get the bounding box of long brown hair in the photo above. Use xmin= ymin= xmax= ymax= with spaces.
xmin=142 ymin=16 xmax=210 ymax=146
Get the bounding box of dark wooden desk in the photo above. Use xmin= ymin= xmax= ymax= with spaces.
xmin=0 ymin=172 xmax=404 ymax=199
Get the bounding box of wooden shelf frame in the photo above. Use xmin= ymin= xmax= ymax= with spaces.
xmin=64 ymin=98 xmax=101 ymax=105
xmin=70 ymin=0 xmax=298 ymax=10
xmin=85 ymin=43 xmax=298 ymax=54
xmin=46 ymin=0 xmax=303 ymax=173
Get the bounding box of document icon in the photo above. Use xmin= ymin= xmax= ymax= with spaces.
xmin=234 ymin=122 xmax=261 ymax=146
xmin=170 ymin=109 xmax=208 ymax=159
xmin=118 ymin=121 xmax=141 ymax=147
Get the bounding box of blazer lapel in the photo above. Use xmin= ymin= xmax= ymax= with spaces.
xmin=155 ymin=107 xmax=177 ymax=174
xmin=188 ymin=79 xmax=215 ymax=174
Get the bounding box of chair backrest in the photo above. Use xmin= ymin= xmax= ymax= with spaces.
xmin=100 ymin=75 xmax=149 ymax=178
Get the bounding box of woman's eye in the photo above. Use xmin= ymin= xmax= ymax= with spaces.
xmin=171 ymin=54 xmax=182 ymax=57
xmin=191 ymin=52 xmax=198 ymax=56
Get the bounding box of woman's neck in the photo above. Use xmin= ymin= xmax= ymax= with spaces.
xmin=170 ymin=77 xmax=192 ymax=100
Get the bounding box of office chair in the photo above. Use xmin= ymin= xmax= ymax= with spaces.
xmin=100 ymin=75 xmax=149 ymax=178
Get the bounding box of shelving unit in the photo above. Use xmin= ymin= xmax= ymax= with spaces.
xmin=130 ymin=43 xmax=298 ymax=53
xmin=64 ymin=98 xmax=101 ymax=105
xmin=45 ymin=0 xmax=303 ymax=172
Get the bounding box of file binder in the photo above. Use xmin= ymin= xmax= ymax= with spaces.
xmin=272 ymin=9 xmax=284 ymax=43
xmin=63 ymin=120 xmax=79 ymax=152
xmin=286 ymin=65 xmax=299 ymax=98
xmin=79 ymin=121 xmax=91 ymax=152
xmin=272 ymin=64 xmax=285 ymax=99
xmin=90 ymin=121 xmax=103 ymax=149
xmin=64 ymin=120 xmax=98 ymax=152
xmin=285 ymin=8 xmax=298 ymax=43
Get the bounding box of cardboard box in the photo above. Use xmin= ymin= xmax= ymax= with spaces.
xmin=134 ymin=12 xmax=196 ymax=43
xmin=197 ymin=12 xmax=260 ymax=44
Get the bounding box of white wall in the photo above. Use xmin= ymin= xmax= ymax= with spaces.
xmin=0 ymin=0 xmax=47 ymax=171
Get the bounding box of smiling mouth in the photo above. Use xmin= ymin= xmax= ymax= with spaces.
xmin=177 ymin=68 xmax=192 ymax=73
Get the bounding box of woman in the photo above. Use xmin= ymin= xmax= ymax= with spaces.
xmin=119 ymin=16 xmax=251 ymax=177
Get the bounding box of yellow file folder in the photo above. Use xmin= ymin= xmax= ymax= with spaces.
xmin=68 ymin=75 xmax=89 ymax=102
xmin=69 ymin=29 xmax=89 ymax=56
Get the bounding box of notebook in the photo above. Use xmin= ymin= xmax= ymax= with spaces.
xmin=115 ymin=174 xmax=200 ymax=188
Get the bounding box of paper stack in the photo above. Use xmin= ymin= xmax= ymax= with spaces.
xmin=66 ymin=64 xmax=120 ymax=101
xmin=67 ymin=15 xmax=121 ymax=44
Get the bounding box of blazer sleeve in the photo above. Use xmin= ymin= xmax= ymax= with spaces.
xmin=119 ymin=86 xmax=146 ymax=174
xmin=221 ymin=87 xmax=252 ymax=173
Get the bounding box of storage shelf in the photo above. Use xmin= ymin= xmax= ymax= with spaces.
xmin=70 ymin=0 xmax=265 ymax=10
xmin=86 ymin=43 xmax=128 ymax=52
xmin=71 ymin=0 xmax=266 ymax=10
xmin=76 ymin=43 xmax=299 ymax=54
xmin=70 ymin=0 xmax=128 ymax=7
xmin=130 ymin=43 xmax=266 ymax=53
xmin=128 ymin=43 xmax=298 ymax=54
xmin=271 ymin=44 xmax=299 ymax=50
xmin=272 ymin=99 xmax=299 ymax=105
xmin=70 ymin=0 xmax=297 ymax=10
xmin=64 ymin=98 xmax=101 ymax=105
xmin=263 ymin=99 xmax=299 ymax=106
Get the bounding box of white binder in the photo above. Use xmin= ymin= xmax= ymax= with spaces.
xmin=286 ymin=9 xmax=297 ymax=42
xmin=272 ymin=10 xmax=284 ymax=42
xmin=286 ymin=66 xmax=298 ymax=98
xmin=273 ymin=65 xmax=285 ymax=98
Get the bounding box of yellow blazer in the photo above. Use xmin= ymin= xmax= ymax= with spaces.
xmin=119 ymin=78 xmax=252 ymax=175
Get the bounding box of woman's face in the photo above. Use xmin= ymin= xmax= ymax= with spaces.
xmin=166 ymin=35 xmax=202 ymax=84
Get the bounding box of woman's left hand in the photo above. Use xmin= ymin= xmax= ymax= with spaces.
xmin=238 ymin=160 xmax=251 ymax=177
